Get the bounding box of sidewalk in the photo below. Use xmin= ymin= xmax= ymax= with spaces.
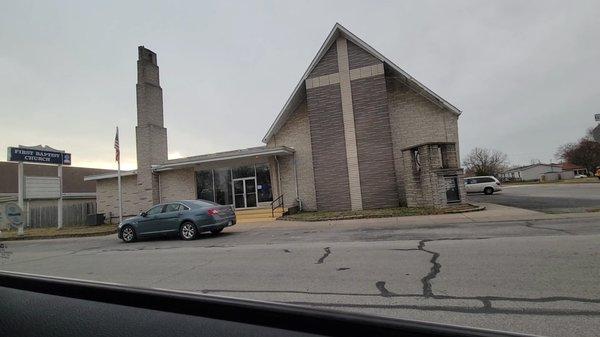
xmin=0 ymin=224 xmax=117 ymax=241
xmin=231 ymin=202 xmax=600 ymax=232
xmin=3 ymin=203 xmax=598 ymax=240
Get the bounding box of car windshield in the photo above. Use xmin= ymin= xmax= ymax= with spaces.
xmin=1 ymin=2 xmax=599 ymax=337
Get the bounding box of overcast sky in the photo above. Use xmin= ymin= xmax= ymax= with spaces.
xmin=1 ymin=0 xmax=599 ymax=170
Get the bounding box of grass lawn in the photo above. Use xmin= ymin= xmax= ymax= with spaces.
xmin=0 ymin=224 xmax=117 ymax=241
xmin=281 ymin=204 xmax=481 ymax=222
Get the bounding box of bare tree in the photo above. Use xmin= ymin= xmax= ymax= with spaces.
xmin=556 ymin=139 xmax=600 ymax=173
xmin=463 ymin=147 xmax=509 ymax=176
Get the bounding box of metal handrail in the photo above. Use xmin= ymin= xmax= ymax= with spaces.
xmin=270 ymin=194 xmax=284 ymax=218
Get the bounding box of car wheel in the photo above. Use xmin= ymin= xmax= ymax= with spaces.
xmin=121 ymin=225 xmax=136 ymax=243
xmin=210 ymin=227 xmax=223 ymax=235
xmin=180 ymin=222 xmax=197 ymax=240
xmin=484 ymin=187 xmax=494 ymax=195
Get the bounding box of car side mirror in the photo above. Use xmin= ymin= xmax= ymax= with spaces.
xmin=140 ymin=212 xmax=147 ymax=217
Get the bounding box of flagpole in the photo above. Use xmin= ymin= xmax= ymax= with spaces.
xmin=116 ymin=127 xmax=123 ymax=225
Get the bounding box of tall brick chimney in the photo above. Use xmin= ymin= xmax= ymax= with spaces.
xmin=135 ymin=46 xmax=168 ymax=210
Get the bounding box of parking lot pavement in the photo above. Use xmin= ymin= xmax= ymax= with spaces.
xmin=2 ymin=216 xmax=600 ymax=337
xmin=468 ymin=183 xmax=600 ymax=213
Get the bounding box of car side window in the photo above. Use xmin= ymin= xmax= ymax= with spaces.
xmin=164 ymin=204 xmax=180 ymax=213
xmin=481 ymin=178 xmax=493 ymax=183
xmin=470 ymin=179 xmax=478 ymax=184
xmin=146 ymin=205 xmax=163 ymax=216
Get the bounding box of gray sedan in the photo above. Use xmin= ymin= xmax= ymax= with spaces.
xmin=118 ymin=200 xmax=236 ymax=243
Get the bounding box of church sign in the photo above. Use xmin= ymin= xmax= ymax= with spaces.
xmin=7 ymin=147 xmax=71 ymax=165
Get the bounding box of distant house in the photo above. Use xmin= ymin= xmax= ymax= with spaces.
xmin=499 ymin=163 xmax=563 ymax=182
xmin=561 ymin=163 xmax=588 ymax=179
xmin=499 ymin=162 xmax=588 ymax=182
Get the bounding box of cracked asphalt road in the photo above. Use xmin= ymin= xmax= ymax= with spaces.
xmin=1 ymin=216 xmax=599 ymax=337
xmin=469 ymin=183 xmax=600 ymax=213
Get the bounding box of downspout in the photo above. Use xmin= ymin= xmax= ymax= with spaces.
xmin=293 ymin=152 xmax=301 ymax=210
xmin=157 ymin=171 xmax=161 ymax=203
xmin=274 ymin=155 xmax=282 ymax=199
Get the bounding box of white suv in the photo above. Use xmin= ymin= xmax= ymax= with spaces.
xmin=464 ymin=176 xmax=502 ymax=195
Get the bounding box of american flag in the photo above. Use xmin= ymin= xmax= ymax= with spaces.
xmin=114 ymin=127 xmax=120 ymax=162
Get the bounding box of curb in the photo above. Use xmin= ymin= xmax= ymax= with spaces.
xmin=443 ymin=203 xmax=486 ymax=214
xmin=279 ymin=204 xmax=486 ymax=222
xmin=0 ymin=229 xmax=116 ymax=241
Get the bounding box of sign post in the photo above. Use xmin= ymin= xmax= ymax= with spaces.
xmin=57 ymin=164 xmax=63 ymax=229
xmin=17 ymin=162 xmax=24 ymax=214
xmin=7 ymin=146 xmax=71 ymax=231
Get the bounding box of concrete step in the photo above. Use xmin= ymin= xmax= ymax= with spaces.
xmin=234 ymin=207 xmax=285 ymax=222
xmin=236 ymin=217 xmax=277 ymax=224
xmin=236 ymin=213 xmax=283 ymax=220
xmin=234 ymin=207 xmax=285 ymax=215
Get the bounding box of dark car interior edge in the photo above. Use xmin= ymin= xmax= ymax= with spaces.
xmin=0 ymin=271 xmax=533 ymax=337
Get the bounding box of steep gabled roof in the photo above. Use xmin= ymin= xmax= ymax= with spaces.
xmin=262 ymin=23 xmax=462 ymax=144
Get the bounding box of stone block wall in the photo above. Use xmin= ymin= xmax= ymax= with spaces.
xmin=135 ymin=124 xmax=167 ymax=209
xmin=159 ymin=168 xmax=196 ymax=203
xmin=267 ymin=102 xmax=317 ymax=211
xmin=307 ymin=83 xmax=351 ymax=211
xmin=402 ymin=144 xmax=466 ymax=208
xmin=387 ymin=77 xmax=461 ymax=205
xmin=310 ymin=42 xmax=339 ymax=77
xmin=96 ymin=175 xmax=141 ymax=217
xmin=351 ymin=73 xmax=398 ymax=208
xmin=135 ymin=47 xmax=168 ymax=210
xmin=266 ymin=36 xmax=465 ymax=211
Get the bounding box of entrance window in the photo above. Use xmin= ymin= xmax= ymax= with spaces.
xmin=232 ymin=165 xmax=254 ymax=179
xmin=196 ymin=170 xmax=214 ymax=201
xmin=233 ymin=178 xmax=257 ymax=208
xmin=256 ymin=164 xmax=272 ymax=202
xmin=195 ymin=164 xmax=272 ymax=207
xmin=214 ymin=168 xmax=233 ymax=205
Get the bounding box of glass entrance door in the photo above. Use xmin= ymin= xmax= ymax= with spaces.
xmin=233 ymin=178 xmax=257 ymax=208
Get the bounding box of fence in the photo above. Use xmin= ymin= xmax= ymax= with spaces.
xmin=28 ymin=202 xmax=96 ymax=228
xmin=0 ymin=198 xmax=97 ymax=229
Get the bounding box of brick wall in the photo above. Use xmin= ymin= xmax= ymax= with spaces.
xmin=401 ymin=144 xmax=466 ymax=208
xmin=351 ymin=73 xmax=399 ymax=208
xmin=267 ymin=102 xmax=317 ymax=211
xmin=135 ymin=124 xmax=167 ymax=210
xmin=96 ymin=175 xmax=141 ymax=217
xmin=307 ymin=83 xmax=351 ymax=211
xmin=135 ymin=47 xmax=168 ymax=211
xmin=159 ymin=168 xmax=196 ymax=203
xmin=347 ymin=40 xmax=380 ymax=69
xmin=309 ymin=42 xmax=338 ymax=78
xmin=386 ymin=78 xmax=459 ymax=149
xmin=387 ymin=77 xmax=460 ymax=205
